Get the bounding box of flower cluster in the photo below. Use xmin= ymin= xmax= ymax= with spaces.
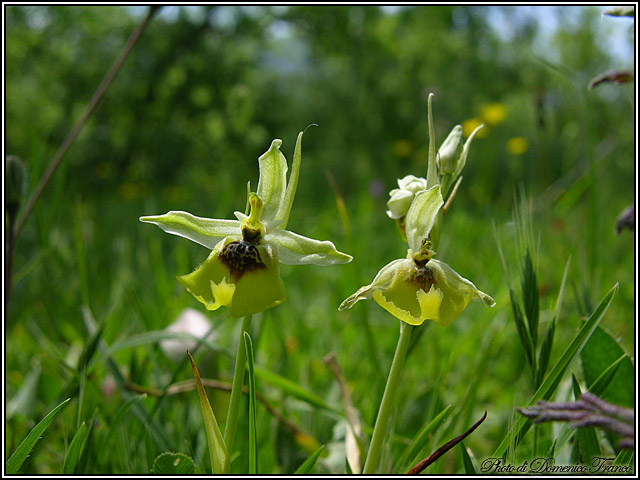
xmin=339 ymin=99 xmax=495 ymax=326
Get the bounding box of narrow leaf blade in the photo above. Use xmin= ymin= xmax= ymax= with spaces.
xmin=6 ymin=398 xmax=71 ymax=474
xmin=187 ymin=351 xmax=230 ymax=474
xmin=243 ymin=332 xmax=258 ymax=474
xmin=493 ymin=283 xmax=619 ymax=458
xmin=460 ymin=442 xmax=477 ymax=474
xmin=294 ymin=445 xmax=325 ymax=474
xmin=62 ymin=422 xmax=88 ymax=474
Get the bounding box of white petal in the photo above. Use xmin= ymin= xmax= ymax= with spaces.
xmin=387 ymin=190 xmax=415 ymax=219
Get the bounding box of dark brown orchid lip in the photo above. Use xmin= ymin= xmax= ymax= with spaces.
xmin=220 ymin=240 xmax=266 ymax=281
xmin=409 ymin=262 xmax=436 ymax=292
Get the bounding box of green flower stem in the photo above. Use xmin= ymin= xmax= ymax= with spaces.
xmin=363 ymin=321 xmax=414 ymax=474
xmin=223 ymin=314 xmax=253 ymax=454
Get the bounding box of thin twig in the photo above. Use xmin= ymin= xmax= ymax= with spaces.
xmin=14 ymin=6 xmax=160 ymax=238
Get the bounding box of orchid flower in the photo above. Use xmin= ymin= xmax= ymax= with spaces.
xmin=141 ymin=132 xmax=352 ymax=318
xmin=339 ymin=184 xmax=494 ymax=326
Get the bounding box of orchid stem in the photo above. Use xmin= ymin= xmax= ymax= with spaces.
xmin=363 ymin=321 xmax=414 ymax=474
xmin=224 ymin=314 xmax=253 ymax=454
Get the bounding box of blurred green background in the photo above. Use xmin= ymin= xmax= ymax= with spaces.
xmin=5 ymin=5 xmax=635 ymax=474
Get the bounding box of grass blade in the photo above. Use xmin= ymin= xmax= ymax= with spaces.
xmin=493 ymin=283 xmax=618 ymax=458
xmin=395 ymin=404 xmax=452 ymax=471
xmin=62 ymin=422 xmax=87 ymax=474
xmin=589 ymin=353 xmax=626 ymax=397
xmin=536 ymin=258 xmax=569 ymax=387
xmin=460 ymin=442 xmax=477 ymax=474
xmin=536 ymin=316 xmax=556 ymax=388
xmin=572 ymin=375 xmax=601 ymax=464
xmin=612 ymin=448 xmax=634 ymax=467
xmin=243 ymin=332 xmax=258 ymax=474
xmin=294 ymin=445 xmax=325 ymax=474
xmin=521 ymin=248 xmax=540 ymax=344
xmin=5 ymin=398 xmax=71 ymax=474
xmin=187 ymin=351 xmax=230 ymax=474
xmin=509 ymin=288 xmax=534 ymax=369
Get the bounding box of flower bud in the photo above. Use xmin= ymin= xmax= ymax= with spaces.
xmin=437 ymin=126 xmax=462 ymax=174
xmin=386 ymin=175 xmax=427 ymax=219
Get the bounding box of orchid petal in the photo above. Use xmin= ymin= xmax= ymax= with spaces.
xmin=140 ymin=212 xmax=240 ymax=250
xmin=267 ymin=229 xmax=352 ymax=266
xmin=452 ymin=123 xmax=484 ymax=181
xmin=276 ymin=131 xmax=304 ymax=229
xmin=386 ymin=189 xmax=416 ymax=219
xmin=405 ymin=185 xmax=444 ymax=252
xmin=257 ymin=139 xmax=287 ymax=222
xmin=178 ymin=237 xmax=286 ymax=318
xmin=339 ymin=259 xmax=407 ymax=311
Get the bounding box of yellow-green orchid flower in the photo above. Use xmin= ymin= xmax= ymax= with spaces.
xmin=339 ymin=184 xmax=494 ymax=326
xmin=141 ymin=133 xmax=352 ymax=318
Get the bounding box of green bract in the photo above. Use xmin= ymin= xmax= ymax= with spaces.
xmin=339 ymin=185 xmax=494 ymax=326
xmin=141 ymin=133 xmax=352 ymax=318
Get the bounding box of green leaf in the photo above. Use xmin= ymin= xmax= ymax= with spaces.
xmin=104 ymin=394 xmax=147 ymax=449
xmin=63 ymin=422 xmax=88 ymax=474
xmin=612 ymin=448 xmax=634 ymax=467
xmin=243 ymin=332 xmax=258 ymax=474
xmin=459 ymin=442 xmax=477 ymax=474
xmin=254 ymin=365 xmax=337 ymax=413
xmin=572 ymin=376 xmax=601 ymax=464
xmin=396 ymin=404 xmax=452 ymax=471
xmin=5 ymin=398 xmax=71 ymax=474
xmin=537 ymin=257 xmax=569 ymax=387
xmin=546 ymin=438 xmax=557 ymax=459
xmin=294 ymin=445 xmax=325 ymax=474
xmin=580 ymin=325 xmax=634 ymax=407
xmin=509 ymin=287 xmax=534 ymax=368
xmin=345 ymin=456 xmax=354 ymax=474
xmin=589 ymin=353 xmax=626 ymax=397
xmin=521 ymin=248 xmax=539 ymax=345
xmin=536 ymin=316 xmax=555 ymax=388
xmin=151 ymin=452 xmax=196 ymax=474
xmin=7 ymin=363 xmax=41 ymax=419
xmin=493 ymin=283 xmax=618 ymax=458
xmin=187 ymin=351 xmax=230 ymax=474
xmin=100 ymin=330 xmax=225 ymax=362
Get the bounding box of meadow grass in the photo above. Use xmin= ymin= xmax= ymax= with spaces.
xmin=5 ymin=167 xmax=634 ymax=473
